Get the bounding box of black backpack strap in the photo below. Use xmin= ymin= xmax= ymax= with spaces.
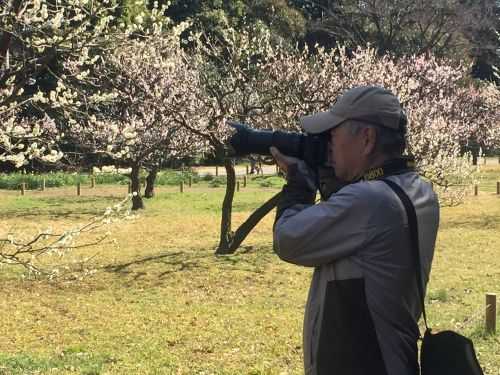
xmin=381 ymin=178 xmax=429 ymax=332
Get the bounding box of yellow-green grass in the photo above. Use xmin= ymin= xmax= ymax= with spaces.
xmin=0 ymin=166 xmax=499 ymax=374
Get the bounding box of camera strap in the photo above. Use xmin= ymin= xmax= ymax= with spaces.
xmin=318 ymin=157 xmax=416 ymax=201
xmin=361 ymin=157 xmax=416 ymax=181
xmin=380 ymin=178 xmax=429 ymax=334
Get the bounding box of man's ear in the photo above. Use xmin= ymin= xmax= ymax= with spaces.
xmin=363 ymin=127 xmax=377 ymax=156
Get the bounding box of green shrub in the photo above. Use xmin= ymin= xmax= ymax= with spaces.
xmin=0 ymin=172 xmax=86 ymax=190
xmin=155 ymin=170 xmax=200 ymax=186
xmin=427 ymin=289 xmax=449 ymax=303
xmin=256 ymin=176 xmax=285 ymax=188
xmin=0 ymin=169 xmax=201 ymax=190
xmin=208 ymin=176 xmax=226 ymax=187
xmin=202 ymin=173 xmax=214 ymax=181
xmin=258 ymin=180 xmax=273 ymax=187
xmin=94 ymin=174 xmax=129 ymax=185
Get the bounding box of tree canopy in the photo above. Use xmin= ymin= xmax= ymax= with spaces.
xmin=161 ymin=0 xmax=500 ymax=83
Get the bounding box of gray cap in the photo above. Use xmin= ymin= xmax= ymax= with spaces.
xmin=300 ymin=86 xmax=404 ymax=134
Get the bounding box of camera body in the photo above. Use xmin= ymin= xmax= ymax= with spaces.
xmin=228 ymin=122 xmax=347 ymax=200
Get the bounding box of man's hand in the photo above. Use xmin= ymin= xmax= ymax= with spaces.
xmin=270 ymin=147 xmax=317 ymax=223
xmin=270 ymin=146 xmax=301 ymax=176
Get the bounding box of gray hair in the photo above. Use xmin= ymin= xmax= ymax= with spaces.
xmin=346 ymin=120 xmax=407 ymax=156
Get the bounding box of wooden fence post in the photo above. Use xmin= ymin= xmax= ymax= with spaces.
xmin=91 ymin=176 xmax=95 ymax=188
xmin=246 ymin=165 xmax=249 ymax=175
xmin=20 ymin=183 xmax=25 ymax=196
xmin=243 ymin=175 xmax=247 ymax=188
xmin=474 ymin=185 xmax=478 ymax=196
xmin=41 ymin=178 xmax=46 ymax=191
xmin=180 ymin=181 xmax=184 ymax=193
xmin=188 ymin=176 xmax=192 ymax=188
xmin=486 ymin=293 xmax=497 ymax=334
xmin=77 ymin=182 xmax=81 ymax=196
xmin=497 ymin=181 xmax=500 ymax=195
xmin=128 ymin=182 xmax=132 ymax=194
xmin=236 ymin=181 xmax=240 ymax=192
xmin=215 ymin=166 xmax=219 ymax=177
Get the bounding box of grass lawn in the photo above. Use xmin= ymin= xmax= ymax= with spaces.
xmin=0 ymin=164 xmax=499 ymax=374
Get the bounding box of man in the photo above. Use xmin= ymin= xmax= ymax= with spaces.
xmin=271 ymin=86 xmax=439 ymax=375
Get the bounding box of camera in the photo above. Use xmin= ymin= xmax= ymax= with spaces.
xmin=227 ymin=121 xmax=346 ymax=200
xmin=227 ymin=122 xmax=329 ymax=168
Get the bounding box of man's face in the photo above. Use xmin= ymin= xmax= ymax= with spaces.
xmin=328 ymin=122 xmax=374 ymax=182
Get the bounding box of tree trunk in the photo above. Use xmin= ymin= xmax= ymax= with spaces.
xmin=215 ymin=155 xmax=282 ymax=254
xmin=472 ymin=151 xmax=478 ymax=166
xmin=226 ymin=192 xmax=281 ymax=253
xmin=0 ymin=0 xmax=22 ymax=67
xmin=468 ymin=139 xmax=480 ymax=166
xmin=144 ymin=167 xmax=158 ymax=199
xmin=216 ymin=159 xmax=236 ymax=254
xmin=130 ymin=164 xmax=144 ymax=210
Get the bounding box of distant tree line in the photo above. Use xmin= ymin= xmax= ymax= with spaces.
xmin=155 ymin=0 xmax=500 ymax=83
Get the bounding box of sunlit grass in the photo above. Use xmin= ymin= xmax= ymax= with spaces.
xmin=0 ymin=163 xmax=498 ymax=374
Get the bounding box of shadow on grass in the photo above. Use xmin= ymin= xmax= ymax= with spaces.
xmin=103 ymin=251 xmax=212 ymax=279
xmin=103 ymin=246 xmax=274 ymax=283
xmin=0 ymin=209 xmax=105 ymax=220
xmin=0 ymin=196 xmax=123 ymax=220
xmin=40 ymin=196 xmax=123 ymax=204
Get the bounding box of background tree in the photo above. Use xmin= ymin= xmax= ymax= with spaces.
xmin=247 ymin=0 xmax=306 ymax=41
xmin=0 ymin=0 xmax=173 ymax=171
xmin=0 ymin=0 xmax=123 ymax=169
xmin=182 ymin=25 xmax=291 ymax=254
xmin=266 ymin=46 xmax=500 ymax=205
xmin=0 ymin=0 xmax=145 ymax=277
xmin=160 ymin=0 xmax=500 ymax=84
xmin=179 ymin=22 xmax=499 ymax=253
xmin=61 ymin=31 xmax=204 ymax=210
xmin=293 ymin=0 xmax=500 ymax=83
xmin=465 ymin=0 xmax=500 ymax=82
xmin=163 ymin=0 xmax=306 ymax=44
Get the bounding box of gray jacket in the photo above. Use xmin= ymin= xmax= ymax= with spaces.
xmin=274 ymin=170 xmax=439 ymax=375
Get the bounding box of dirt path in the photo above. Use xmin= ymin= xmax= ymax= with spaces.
xmin=192 ymin=164 xmax=279 ymax=176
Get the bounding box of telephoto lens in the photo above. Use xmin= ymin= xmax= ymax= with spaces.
xmin=227 ymin=121 xmax=329 ymax=168
xmin=227 ymin=121 xmax=346 ymax=200
xmin=228 ymin=122 xmax=303 ymax=157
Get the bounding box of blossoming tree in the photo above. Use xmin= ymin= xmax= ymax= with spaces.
xmin=0 ymin=0 xmax=175 ymax=163
xmin=0 ymin=0 xmax=106 ymax=168
xmin=261 ymin=46 xmax=500 ymax=206
xmin=182 ymin=25 xmax=298 ymax=254
xmin=201 ymin=42 xmax=499 ymax=254
xmin=61 ymin=30 xmax=205 ymax=210
xmin=0 ymin=0 xmax=154 ymax=275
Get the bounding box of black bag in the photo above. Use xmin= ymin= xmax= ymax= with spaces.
xmin=421 ymin=329 xmax=484 ymax=375
xmin=382 ymin=179 xmax=484 ymax=375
